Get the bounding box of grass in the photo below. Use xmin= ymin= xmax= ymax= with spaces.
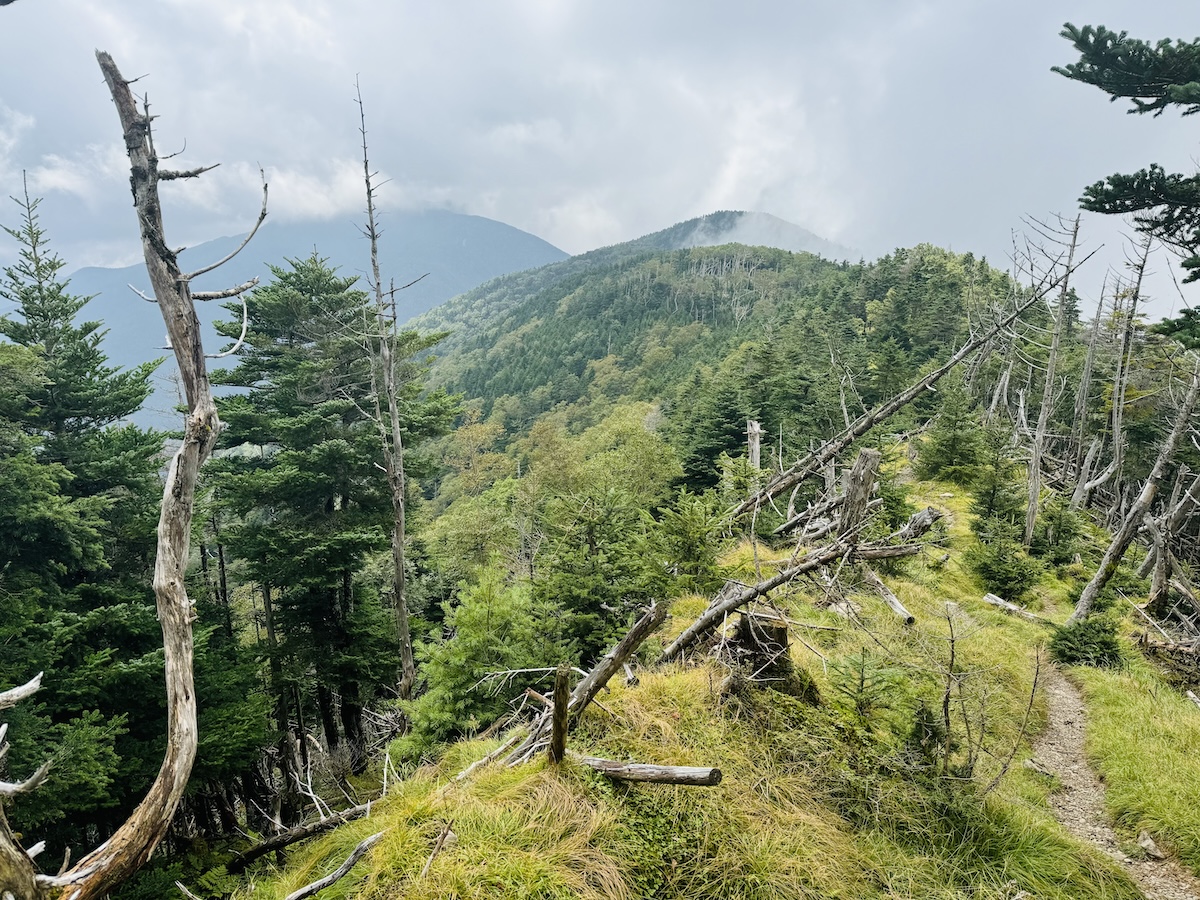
xmin=234 ymin=477 xmax=1171 ymax=900
xmin=1071 ymin=653 xmax=1200 ymax=871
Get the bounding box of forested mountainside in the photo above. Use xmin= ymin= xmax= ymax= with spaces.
xmin=10 ymin=133 xmax=1200 ymax=899
xmin=418 ymin=241 xmax=992 ymax=454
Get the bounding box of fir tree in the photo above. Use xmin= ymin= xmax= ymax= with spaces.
xmin=1055 ymin=24 xmax=1200 ymax=279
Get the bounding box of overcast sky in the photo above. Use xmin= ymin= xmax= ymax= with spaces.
xmin=2 ymin=1 xmax=1199 ymax=315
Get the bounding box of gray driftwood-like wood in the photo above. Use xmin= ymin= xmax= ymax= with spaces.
xmin=10 ymin=52 xmax=254 ymax=900
xmin=577 ymin=756 xmax=723 ymax=786
xmin=980 ymin=593 xmax=1048 ymax=624
xmin=1070 ymin=354 xmax=1200 ymax=624
xmin=888 ymin=506 xmax=943 ymax=543
xmin=862 ymin=568 xmax=915 ymax=625
xmin=282 ymin=831 xmax=384 ymax=900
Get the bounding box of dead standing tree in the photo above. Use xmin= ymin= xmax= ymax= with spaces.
xmin=0 ymin=51 xmax=264 ymax=899
xmin=1069 ymin=351 xmax=1200 ymax=624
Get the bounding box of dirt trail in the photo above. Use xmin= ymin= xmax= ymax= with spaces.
xmin=1031 ymin=665 xmax=1200 ymax=900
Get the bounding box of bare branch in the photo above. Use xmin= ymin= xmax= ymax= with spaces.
xmin=192 ymin=277 xmax=258 ymax=302
xmin=182 ymin=171 xmax=268 ymax=281
xmin=0 ymin=760 xmax=52 ymax=799
xmin=159 ymin=163 xmax=219 ymax=181
xmin=127 ymin=284 xmax=157 ymax=303
xmin=0 ymin=672 xmax=41 ymax=711
xmin=206 ymin=293 xmax=250 ymax=359
xmin=282 ymin=832 xmax=384 ymax=900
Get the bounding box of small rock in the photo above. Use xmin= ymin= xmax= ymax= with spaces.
xmin=1138 ymin=829 xmax=1167 ymax=860
xmin=939 ymin=492 xmax=954 ymax=498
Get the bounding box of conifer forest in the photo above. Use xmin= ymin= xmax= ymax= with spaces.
xmin=7 ymin=16 xmax=1200 ymax=900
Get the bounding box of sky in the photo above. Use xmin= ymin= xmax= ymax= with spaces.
xmin=2 ymin=1 xmax=1200 ymax=316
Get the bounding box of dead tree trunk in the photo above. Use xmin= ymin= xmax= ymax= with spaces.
xmin=5 ymin=51 xmax=268 ymax=900
xmin=1069 ymin=354 xmax=1200 ymax=624
xmin=1025 ymin=215 xmax=1078 ymax=546
xmin=356 ymin=86 xmax=417 ymax=701
xmin=839 ymin=448 xmax=881 ymax=540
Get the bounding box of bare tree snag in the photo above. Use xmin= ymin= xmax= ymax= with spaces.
xmin=548 ymin=663 xmax=570 ymax=765
xmin=356 ymin=84 xmax=418 ymax=701
xmin=576 ymin=757 xmax=723 ymax=786
xmin=0 ymin=52 xmax=261 ymax=900
xmin=1025 ymin=215 xmax=1079 ymax=546
xmin=838 ymin=448 xmax=881 ymax=539
xmin=1069 ymin=354 xmax=1200 ymax=624
xmin=21 ymin=50 xmax=252 ymax=900
xmin=747 ymin=419 xmax=763 ymax=469
xmin=1075 ymin=243 xmax=1149 ymax=508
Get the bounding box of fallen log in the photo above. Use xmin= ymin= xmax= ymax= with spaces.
xmin=577 ymin=756 xmax=722 ymax=786
xmin=226 ymin=803 xmax=371 ymax=874
xmin=282 ymin=832 xmax=383 ymax=900
xmin=862 ymin=568 xmax=915 ymax=625
xmin=979 ymin=593 xmax=1050 ymax=625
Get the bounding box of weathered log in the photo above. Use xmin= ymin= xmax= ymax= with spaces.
xmin=658 ymin=541 xmax=852 ymax=665
xmin=888 ymin=506 xmax=944 ymax=543
xmin=839 ymin=449 xmax=881 ymax=538
xmin=980 ymin=593 xmax=1049 ymax=624
xmin=622 ymin=663 xmax=639 ymax=686
xmin=861 ymin=568 xmax=915 ymax=625
xmin=283 ymin=831 xmax=383 ymax=900
xmin=226 ymin=803 xmax=371 ymax=874
xmin=548 ymin=663 xmax=570 ymax=765
xmin=773 ymin=493 xmax=847 ymax=536
xmin=577 ymin=756 xmax=723 ymax=786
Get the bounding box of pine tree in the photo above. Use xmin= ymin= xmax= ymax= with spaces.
xmin=1054 ymin=24 xmax=1200 ymax=279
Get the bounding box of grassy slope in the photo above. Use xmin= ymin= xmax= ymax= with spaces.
xmin=238 ymin=474 xmax=1200 ymax=900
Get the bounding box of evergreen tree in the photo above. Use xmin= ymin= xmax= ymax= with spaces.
xmin=1055 ymin=24 xmax=1200 ymax=279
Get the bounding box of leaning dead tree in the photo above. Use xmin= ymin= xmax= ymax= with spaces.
xmin=1069 ymin=352 xmax=1200 ymax=624
xmin=0 ymin=51 xmax=264 ymax=899
xmin=732 ymin=255 xmax=1091 ymax=520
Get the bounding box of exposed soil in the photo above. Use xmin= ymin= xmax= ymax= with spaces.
xmin=1030 ymin=665 xmax=1200 ymax=900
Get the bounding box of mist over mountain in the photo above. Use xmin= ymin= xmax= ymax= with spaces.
xmin=66 ymin=210 xmax=567 ymax=427
xmin=622 ymin=210 xmax=856 ymax=259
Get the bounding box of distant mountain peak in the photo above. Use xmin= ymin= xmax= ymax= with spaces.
xmin=633 ymin=210 xmax=855 ymax=260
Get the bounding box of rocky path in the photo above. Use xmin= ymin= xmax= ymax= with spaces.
xmin=1030 ymin=665 xmax=1200 ymax=900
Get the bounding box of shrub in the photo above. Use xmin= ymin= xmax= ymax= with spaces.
xmin=1050 ymin=618 xmax=1124 ymax=668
